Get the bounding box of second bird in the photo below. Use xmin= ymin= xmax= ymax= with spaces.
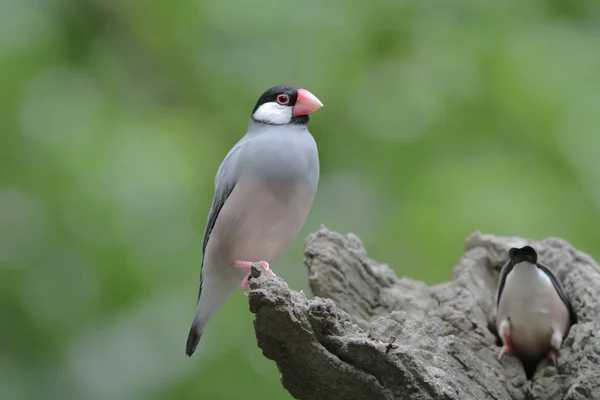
xmin=185 ymin=84 xmax=323 ymax=357
xmin=495 ymin=245 xmax=576 ymax=365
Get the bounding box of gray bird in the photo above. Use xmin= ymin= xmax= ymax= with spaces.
xmin=185 ymin=84 xmax=323 ymax=357
xmin=495 ymin=245 xmax=576 ymax=365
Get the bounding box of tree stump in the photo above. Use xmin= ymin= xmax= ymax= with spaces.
xmin=247 ymin=226 xmax=600 ymax=400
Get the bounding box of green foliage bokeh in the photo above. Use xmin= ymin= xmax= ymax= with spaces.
xmin=1 ymin=0 xmax=599 ymax=399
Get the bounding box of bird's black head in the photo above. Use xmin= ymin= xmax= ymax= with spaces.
xmin=251 ymin=84 xmax=323 ymax=126
xmin=508 ymin=245 xmax=538 ymax=265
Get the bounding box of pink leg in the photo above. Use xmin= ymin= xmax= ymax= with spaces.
xmin=233 ymin=260 xmax=277 ymax=295
xmin=547 ymin=348 xmax=558 ymax=366
xmin=498 ymin=335 xmax=515 ymax=360
xmin=232 ymin=260 xmax=276 ymax=276
xmin=498 ymin=319 xmax=514 ymax=360
xmin=547 ymin=329 xmax=563 ymax=366
xmin=240 ymin=275 xmax=250 ymax=296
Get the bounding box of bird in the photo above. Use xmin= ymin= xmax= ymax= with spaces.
xmin=494 ymin=245 xmax=576 ymax=365
xmin=185 ymin=84 xmax=323 ymax=357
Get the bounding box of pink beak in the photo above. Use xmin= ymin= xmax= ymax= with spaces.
xmin=292 ymin=88 xmax=323 ymax=117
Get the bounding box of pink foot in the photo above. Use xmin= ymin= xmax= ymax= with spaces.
xmin=498 ymin=335 xmax=514 ymax=360
xmin=547 ymin=348 xmax=558 ymax=366
xmin=240 ymin=275 xmax=250 ymax=296
xmin=547 ymin=329 xmax=562 ymax=366
xmin=497 ymin=318 xmax=514 ymax=361
xmin=232 ymin=260 xmax=275 ymax=276
xmin=233 ymin=260 xmax=276 ymax=295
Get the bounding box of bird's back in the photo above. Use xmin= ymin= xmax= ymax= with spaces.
xmin=497 ymin=263 xmax=570 ymax=359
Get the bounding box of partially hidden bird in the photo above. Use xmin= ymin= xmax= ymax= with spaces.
xmin=494 ymin=245 xmax=576 ymax=365
xmin=185 ymin=84 xmax=323 ymax=357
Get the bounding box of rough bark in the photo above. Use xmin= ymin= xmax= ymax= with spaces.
xmin=247 ymin=226 xmax=600 ymax=400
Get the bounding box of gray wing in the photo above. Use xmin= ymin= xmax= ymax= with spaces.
xmin=196 ymin=142 xmax=245 ymax=300
xmin=536 ymin=262 xmax=577 ymax=324
xmin=494 ymin=259 xmax=515 ymax=306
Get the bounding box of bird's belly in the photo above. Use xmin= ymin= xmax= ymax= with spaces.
xmin=505 ymin=308 xmax=553 ymax=358
xmin=208 ymin=177 xmax=315 ymax=267
xmin=498 ymin=282 xmax=566 ymax=359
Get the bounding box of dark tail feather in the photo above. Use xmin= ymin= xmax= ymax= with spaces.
xmin=185 ymin=325 xmax=202 ymax=357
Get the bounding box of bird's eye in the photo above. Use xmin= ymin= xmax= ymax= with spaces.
xmin=276 ymin=94 xmax=290 ymax=105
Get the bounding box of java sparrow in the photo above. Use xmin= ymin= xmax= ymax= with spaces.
xmin=185 ymin=84 xmax=323 ymax=357
xmin=494 ymin=246 xmax=576 ymax=365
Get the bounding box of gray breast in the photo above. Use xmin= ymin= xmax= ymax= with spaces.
xmin=239 ymin=125 xmax=319 ymax=192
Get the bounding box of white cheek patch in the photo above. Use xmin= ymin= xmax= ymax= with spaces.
xmin=252 ymin=102 xmax=292 ymax=125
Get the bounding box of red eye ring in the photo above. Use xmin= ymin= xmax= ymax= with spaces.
xmin=276 ymin=94 xmax=290 ymax=105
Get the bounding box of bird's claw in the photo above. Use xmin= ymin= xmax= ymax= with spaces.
xmin=233 ymin=260 xmax=275 ymax=275
xmin=235 ymin=260 xmax=276 ymax=295
xmin=240 ymin=275 xmax=250 ymax=294
xmin=548 ymin=330 xmax=562 ymax=366
xmin=547 ymin=348 xmax=558 ymax=366
xmin=498 ymin=335 xmax=514 ymax=360
xmin=260 ymin=261 xmax=276 ymax=276
xmin=498 ymin=346 xmax=509 ymax=360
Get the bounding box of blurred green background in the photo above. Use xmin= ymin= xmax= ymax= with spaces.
xmin=2 ymin=0 xmax=600 ymax=399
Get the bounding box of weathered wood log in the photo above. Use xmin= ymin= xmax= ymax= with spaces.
xmin=247 ymin=226 xmax=600 ymax=400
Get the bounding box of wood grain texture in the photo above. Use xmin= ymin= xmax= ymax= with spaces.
xmin=246 ymin=226 xmax=600 ymax=400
